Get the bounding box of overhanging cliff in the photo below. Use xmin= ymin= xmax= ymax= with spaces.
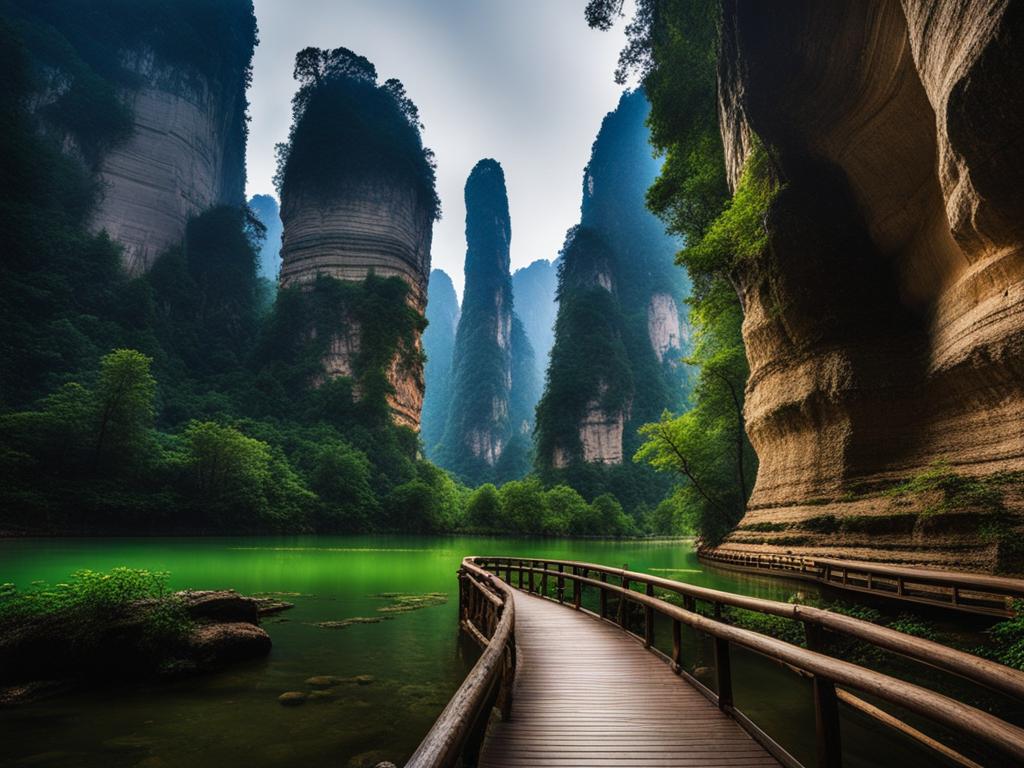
xmin=713 ymin=0 xmax=1024 ymax=572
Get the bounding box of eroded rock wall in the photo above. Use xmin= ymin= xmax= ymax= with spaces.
xmin=714 ymin=0 xmax=1024 ymax=572
xmin=90 ymin=51 xmax=247 ymax=274
xmin=438 ymin=160 xmax=527 ymax=483
xmin=279 ymin=176 xmax=433 ymax=431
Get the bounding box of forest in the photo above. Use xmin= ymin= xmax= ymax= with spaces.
xmin=0 ymin=4 xmax=694 ymax=539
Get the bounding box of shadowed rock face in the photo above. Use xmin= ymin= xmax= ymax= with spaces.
xmin=90 ymin=50 xmax=248 ymax=274
xmin=537 ymin=90 xmax=689 ymax=471
xmin=279 ymin=174 xmax=434 ymax=431
xmin=715 ymin=0 xmax=1024 ymax=572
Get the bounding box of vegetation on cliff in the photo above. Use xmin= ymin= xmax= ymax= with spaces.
xmin=534 ymin=89 xmax=689 ymax=516
xmin=273 ymin=46 xmax=439 ymax=220
xmin=436 ymin=160 xmax=537 ymax=486
xmin=588 ymin=0 xmax=765 ymax=543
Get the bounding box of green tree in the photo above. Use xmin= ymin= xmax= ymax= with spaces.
xmin=93 ymin=349 xmax=156 ymax=467
xmin=181 ymin=421 xmax=271 ymax=524
xmin=308 ymin=439 xmax=379 ymax=531
xmin=542 ymin=485 xmax=589 ymax=536
xmin=499 ymin=477 xmax=548 ymax=534
xmin=591 ymin=493 xmax=635 ymax=537
xmin=467 ymin=483 xmax=503 ymax=530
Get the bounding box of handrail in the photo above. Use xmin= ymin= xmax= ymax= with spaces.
xmin=472 ymin=556 xmax=1024 ymax=768
xmin=701 ymin=549 xmax=1024 ymax=616
xmin=404 ymin=559 xmax=516 ymax=768
xmin=478 ymin=555 xmax=1024 ymax=701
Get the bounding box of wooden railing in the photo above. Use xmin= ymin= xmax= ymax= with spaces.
xmin=404 ymin=559 xmax=515 ymax=768
xmin=701 ymin=549 xmax=1024 ymax=617
xmin=469 ymin=556 xmax=1024 ymax=768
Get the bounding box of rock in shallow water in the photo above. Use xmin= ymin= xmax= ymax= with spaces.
xmin=278 ymin=691 xmax=307 ymax=706
xmin=189 ymin=622 xmax=271 ymax=669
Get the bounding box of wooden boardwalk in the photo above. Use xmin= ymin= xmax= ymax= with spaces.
xmin=479 ymin=590 xmax=780 ymax=768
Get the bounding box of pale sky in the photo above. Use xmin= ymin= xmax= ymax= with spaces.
xmin=246 ymin=0 xmax=635 ymax=298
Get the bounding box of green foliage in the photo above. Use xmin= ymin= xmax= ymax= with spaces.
xmin=276 ymin=46 xmax=439 ymax=220
xmin=886 ymin=463 xmax=1012 ymax=517
xmin=0 ymin=567 xmax=191 ymax=654
xmin=635 ymin=278 xmax=755 ymax=544
xmin=585 ymin=2 xmax=769 ymax=545
xmin=681 ymin=142 xmax=776 ymax=273
xmin=93 ymin=348 xmax=157 ymax=465
xmin=984 ymin=600 xmax=1024 ymax=671
xmin=534 ymin=90 xmax=689 ymax=518
xmin=499 ymin=477 xmax=548 ymax=534
xmin=467 ymin=483 xmax=502 ymax=529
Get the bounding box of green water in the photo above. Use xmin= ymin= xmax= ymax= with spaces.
xmin=0 ymin=536 xmax=991 ymax=767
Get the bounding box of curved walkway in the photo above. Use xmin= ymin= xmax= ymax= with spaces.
xmin=479 ymin=590 xmax=780 ymax=767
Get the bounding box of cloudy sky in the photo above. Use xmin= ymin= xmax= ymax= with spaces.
xmin=246 ymin=0 xmax=635 ymax=297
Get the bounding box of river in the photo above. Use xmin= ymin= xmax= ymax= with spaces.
xmin=0 ymin=535 xmax=997 ymax=767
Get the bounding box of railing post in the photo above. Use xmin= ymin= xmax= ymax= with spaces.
xmin=573 ymin=567 xmax=581 ymax=609
xmin=557 ymin=564 xmax=565 ymax=603
xmin=618 ymin=577 xmax=630 ymax=628
xmin=805 ymin=622 xmax=826 ymax=653
xmin=541 ymin=561 xmax=549 ymax=598
xmin=517 ymin=559 xmax=523 ymax=589
xmin=672 ymin=619 xmax=682 ymax=673
xmin=813 ymin=676 xmax=842 ymax=768
xmin=505 ymin=559 xmax=512 ymax=585
xmin=599 ymin=572 xmax=608 ymax=618
xmin=644 ymin=582 xmax=654 ymax=647
xmin=714 ymin=637 xmax=733 ymax=710
xmin=528 ymin=561 xmax=535 ymax=593
xmin=683 ymin=594 xmax=695 ymax=614
xmin=458 ymin=569 xmax=467 ymax=623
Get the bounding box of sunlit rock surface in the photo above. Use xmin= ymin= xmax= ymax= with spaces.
xmin=714 ymin=0 xmax=1024 ymax=572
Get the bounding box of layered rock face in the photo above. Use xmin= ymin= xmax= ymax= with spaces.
xmin=714 ymin=0 xmax=1024 ymax=571
xmin=279 ymin=176 xmax=433 ymax=431
xmin=537 ymin=90 xmax=689 ymax=470
xmin=437 ymin=160 xmax=537 ymax=484
xmin=90 ymin=51 xmax=248 ymax=274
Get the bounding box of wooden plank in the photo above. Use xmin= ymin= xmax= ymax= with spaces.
xmin=478 ymin=591 xmax=779 ymax=768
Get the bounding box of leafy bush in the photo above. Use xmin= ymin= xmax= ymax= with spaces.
xmin=0 ymin=567 xmax=191 ymax=654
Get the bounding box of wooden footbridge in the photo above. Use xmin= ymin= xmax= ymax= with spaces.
xmin=402 ymin=557 xmax=1024 ymax=768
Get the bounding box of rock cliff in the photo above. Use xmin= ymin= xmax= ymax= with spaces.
xmin=276 ymin=49 xmax=437 ymax=431
xmin=536 ymin=90 xmax=690 ymax=472
xmin=90 ymin=51 xmax=248 ymax=274
xmin=713 ymin=0 xmax=1024 ymax=572
xmin=437 ymin=160 xmax=537 ymax=484
xmin=18 ymin=2 xmax=255 ymax=276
